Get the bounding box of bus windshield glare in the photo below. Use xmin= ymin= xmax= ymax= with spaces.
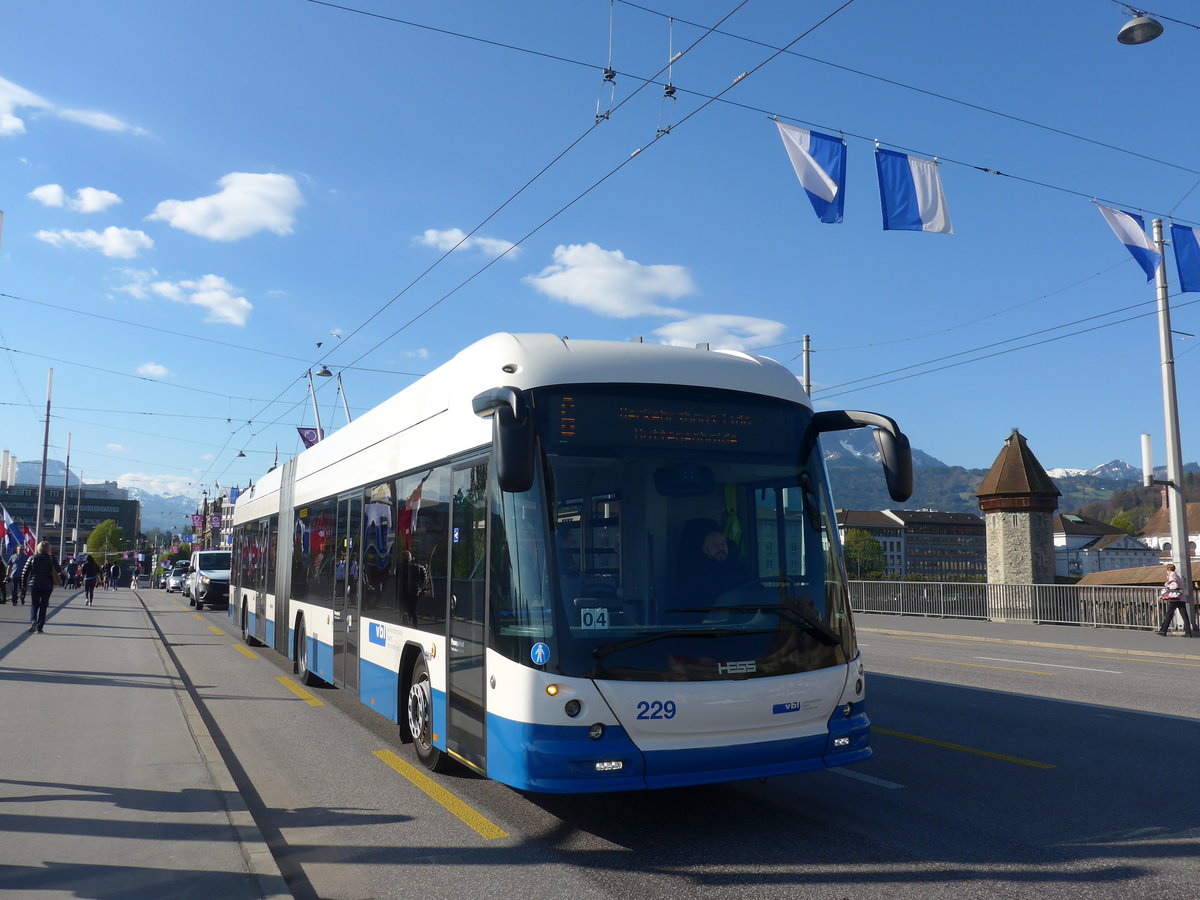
xmin=493 ymin=384 xmax=855 ymax=682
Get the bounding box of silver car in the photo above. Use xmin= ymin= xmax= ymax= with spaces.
xmin=165 ymin=565 xmax=188 ymax=593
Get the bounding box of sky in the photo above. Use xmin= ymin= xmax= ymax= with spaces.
xmin=3 ymin=0 xmax=1200 ymax=508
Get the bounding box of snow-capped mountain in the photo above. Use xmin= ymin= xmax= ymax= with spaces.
xmin=127 ymin=488 xmax=200 ymax=534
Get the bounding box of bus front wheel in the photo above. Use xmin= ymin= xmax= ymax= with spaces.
xmin=297 ymin=618 xmax=318 ymax=686
xmin=407 ymin=657 xmax=451 ymax=772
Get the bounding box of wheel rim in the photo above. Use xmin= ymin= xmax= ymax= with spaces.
xmin=298 ymin=625 xmax=307 ymax=671
xmin=408 ymin=674 xmax=432 ymax=749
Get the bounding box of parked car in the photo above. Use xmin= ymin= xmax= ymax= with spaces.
xmin=187 ymin=549 xmax=232 ymax=610
xmin=165 ymin=565 xmax=188 ymax=593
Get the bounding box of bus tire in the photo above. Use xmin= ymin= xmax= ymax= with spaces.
xmin=241 ymin=602 xmax=254 ymax=646
xmin=407 ymin=657 xmax=451 ymax=772
xmin=297 ymin=617 xmax=319 ymax=686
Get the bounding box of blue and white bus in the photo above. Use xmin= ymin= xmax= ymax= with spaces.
xmin=230 ymin=333 xmax=911 ymax=792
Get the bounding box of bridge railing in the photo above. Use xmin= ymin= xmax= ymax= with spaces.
xmin=848 ymin=581 xmax=1163 ymax=630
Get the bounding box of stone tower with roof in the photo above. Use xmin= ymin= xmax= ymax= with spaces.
xmin=976 ymin=429 xmax=1061 ymax=584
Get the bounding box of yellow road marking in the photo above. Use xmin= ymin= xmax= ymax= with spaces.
xmin=232 ymin=643 xmax=257 ymax=659
xmin=193 ymin=613 xmax=204 ymax=621
xmin=912 ymin=656 xmax=1053 ymax=675
xmin=873 ymin=727 xmax=1055 ymax=769
xmin=374 ymin=749 xmax=508 ymax=840
xmin=1091 ymin=654 xmax=1200 ymax=669
xmin=275 ymin=675 xmax=324 ymax=707
xmin=207 ymin=625 xmax=224 ymax=635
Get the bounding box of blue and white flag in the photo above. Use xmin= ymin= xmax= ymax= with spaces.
xmin=875 ymin=148 xmax=953 ymax=234
xmin=1170 ymin=223 xmax=1200 ymax=293
xmin=1095 ymin=203 xmax=1160 ymax=281
xmin=775 ymin=121 xmax=846 ymax=224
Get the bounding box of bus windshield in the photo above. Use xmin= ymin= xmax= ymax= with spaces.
xmin=502 ymin=384 xmax=856 ymax=682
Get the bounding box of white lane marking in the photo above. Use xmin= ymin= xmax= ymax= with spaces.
xmin=974 ymin=656 xmax=1121 ymax=674
xmin=828 ymin=767 xmax=905 ymax=790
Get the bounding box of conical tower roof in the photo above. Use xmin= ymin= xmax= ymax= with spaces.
xmin=977 ymin=429 xmax=1060 ymax=513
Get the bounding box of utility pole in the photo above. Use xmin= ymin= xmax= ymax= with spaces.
xmin=34 ymin=369 xmax=52 ymax=547
xmin=59 ymin=432 xmax=71 ymax=560
xmin=1152 ymin=219 xmax=1194 ymax=631
xmin=801 ymin=335 xmax=811 ymax=398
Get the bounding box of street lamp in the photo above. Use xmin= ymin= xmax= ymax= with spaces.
xmin=1118 ymin=10 xmax=1164 ymax=44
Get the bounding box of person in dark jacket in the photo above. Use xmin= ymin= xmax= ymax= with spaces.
xmin=22 ymin=541 xmax=59 ymax=634
xmin=0 ymin=554 xmax=7 ymax=604
xmin=10 ymin=547 xmax=29 ymax=604
xmin=81 ymin=554 xmax=101 ymax=605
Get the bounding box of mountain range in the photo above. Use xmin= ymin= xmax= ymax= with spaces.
xmin=823 ymin=428 xmax=1196 ymax=514
xmin=10 ymin=434 xmax=1198 ymax=530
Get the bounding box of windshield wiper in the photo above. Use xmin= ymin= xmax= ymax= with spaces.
xmin=593 ymin=628 xmax=775 ymax=659
xmin=670 ymin=604 xmax=842 ymax=647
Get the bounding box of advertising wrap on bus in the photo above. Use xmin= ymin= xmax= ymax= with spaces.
xmin=230 ymin=334 xmax=910 ymax=792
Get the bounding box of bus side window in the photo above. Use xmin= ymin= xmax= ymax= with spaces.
xmin=397 ymin=467 xmax=448 ymax=629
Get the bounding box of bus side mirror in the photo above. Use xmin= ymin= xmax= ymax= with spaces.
xmin=473 ymin=386 xmax=535 ymax=493
xmin=801 ymin=410 xmax=913 ymax=503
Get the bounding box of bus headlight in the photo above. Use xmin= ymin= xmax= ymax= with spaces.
xmin=594 ymin=760 xmax=624 ymax=772
xmin=588 ymin=723 xmax=605 ymax=740
xmin=842 ymin=703 xmax=853 ymax=717
xmin=564 ymin=699 xmax=582 ymax=718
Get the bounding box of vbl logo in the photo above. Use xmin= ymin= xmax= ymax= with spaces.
xmin=369 ymin=623 xmax=387 ymax=646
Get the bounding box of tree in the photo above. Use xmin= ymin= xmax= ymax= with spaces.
xmin=843 ymin=528 xmax=886 ymax=580
xmin=1108 ymin=511 xmax=1138 ymax=535
xmin=86 ymin=519 xmax=127 ymax=565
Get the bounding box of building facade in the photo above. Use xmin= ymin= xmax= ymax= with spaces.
xmin=1054 ymin=513 xmax=1159 ymax=579
xmin=1 ymin=481 xmax=140 ymax=557
xmin=836 ymin=508 xmax=986 ymax=580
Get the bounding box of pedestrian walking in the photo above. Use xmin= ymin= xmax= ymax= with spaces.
xmin=21 ymin=541 xmax=59 ymax=634
xmin=10 ymin=547 xmax=29 ymax=604
xmin=0 ymin=554 xmax=7 ymax=604
xmin=1155 ymin=563 xmax=1194 ymax=637
xmin=81 ymin=554 xmax=100 ymax=605
xmin=109 ymin=563 xmax=120 ymax=591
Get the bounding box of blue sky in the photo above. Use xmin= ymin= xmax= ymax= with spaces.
xmin=2 ymin=0 xmax=1199 ymax=503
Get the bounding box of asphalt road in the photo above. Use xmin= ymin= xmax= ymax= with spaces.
xmin=151 ymin=595 xmax=1200 ymax=899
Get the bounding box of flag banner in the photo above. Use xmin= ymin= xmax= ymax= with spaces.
xmin=775 ymin=121 xmax=846 ymax=224
xmin=210 ymin=515 xmax=222 ymax=528
xmin=228 ymin=486 xmax=241 ymax=504
xmin=875 ymin=148 xmax=953 ymax=234
xmin=1170 ymin=223 xmax=1200 ymax=293
xmin=0 ymin=504 xmax=14 ymax=554
xmin=297 ymin=427 xmax=323 ymax=449
xmin=1095 ymin=203 xmax=1160 ymax=281
xmin=22 ymin=525 xmax=35 ymax=552
xmin=191 ymin=514 xmax=204 ymax=529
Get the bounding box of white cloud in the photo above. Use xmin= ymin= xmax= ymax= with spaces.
xmin=524 ymin=243 xmax=695 ymax=318
xmin=114 ymin=267 xmax=158 ymax=299
xmin=137 ymin=361 xmax=170 ymax=378
xmin=150 ymin=273 xmax=252 ymax=326
xmin=0 ymin=75 xmax=144 ymax=136
xmin=107 ymin=443 xmax=128 ymax=452
xmin=29 ymin=183 xmax=122 ymax=213
xmin=652 ymin=314 xmax=788 ymax=351
xmin=118 ymin=472 xmax=195 ymax=495
xmin=404 ymin=348 xmax=430 ymax=359
xmin=148 ymin=172 xmax=304 ymax=241
xmin=0 ymin=76 xmax=50 ymax=136
xmin=34 ymin=226 xmax=153 ymax=258
xmin=417 ymin=227 xmax=520 ymax=258
xmin=57 ymin=108 xmax=147 ymax=135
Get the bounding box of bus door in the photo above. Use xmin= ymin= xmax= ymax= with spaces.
xmin=446 ymin=462 xmax=488 ymax=771
xmin=332 ymin=493 xmax=362 ymax=693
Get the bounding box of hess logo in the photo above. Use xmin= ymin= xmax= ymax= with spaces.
xmin=717 ymin=660 xmax=756 ymax=675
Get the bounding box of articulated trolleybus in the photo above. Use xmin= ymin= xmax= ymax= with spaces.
xmin=231 ymin=333 xmax=911 ymax=792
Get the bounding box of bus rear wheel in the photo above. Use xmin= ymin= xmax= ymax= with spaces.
xmin=407 ymin=657 xmax=451 ymax=772
xmin=297 ymin=618 xmax=318 ymax=686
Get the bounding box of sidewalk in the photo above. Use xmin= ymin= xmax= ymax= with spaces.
xmin=856 ymin=611 xmax=1200 ymax=659
xmin=0 ymin=585 xmax=289 ymax=899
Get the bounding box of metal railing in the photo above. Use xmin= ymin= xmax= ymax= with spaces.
xmin=849 ymin=580 xmax=1166 ymax=630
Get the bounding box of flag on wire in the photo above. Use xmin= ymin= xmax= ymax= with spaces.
xmin=297 ymin=427 xmax=323 ymax=449
xmin=1095 ymin=203 xmax=1160 ymax=281
xmin=775 ymin=121 xmax=846 ymax=224
xmin=1170 ymin=223 xmax=1200 ymax=293
xmin=875 ymin=148 xmax=953 ymax=234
